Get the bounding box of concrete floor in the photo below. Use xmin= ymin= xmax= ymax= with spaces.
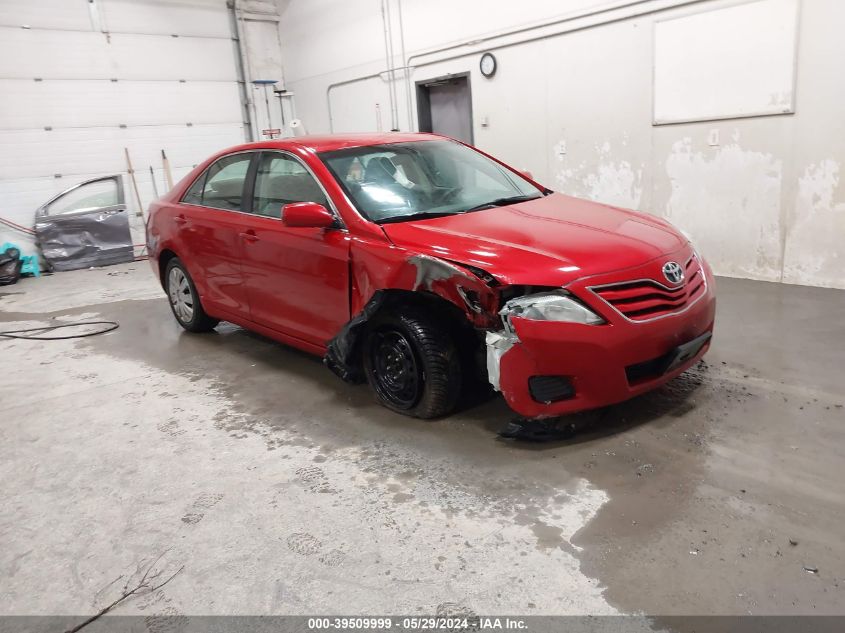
xmin=1 ymin=263 xmax=843 ymax=618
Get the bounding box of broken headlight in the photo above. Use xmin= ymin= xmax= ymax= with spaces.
xmin=500 ymin=290 xmax=604 ymax=329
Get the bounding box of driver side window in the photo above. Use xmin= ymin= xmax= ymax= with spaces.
xmin=252 ymin=152 xmax=328 ymax=218
xmin=46 ymin=177 xmax=121 ymax=215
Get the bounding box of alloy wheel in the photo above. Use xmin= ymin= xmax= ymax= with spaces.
xmin=168 ymin=267 xmax=195 ymax=323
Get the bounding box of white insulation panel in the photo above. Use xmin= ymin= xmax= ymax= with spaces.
xmin=0 ymin=30 xmax=237 ymax=81
xmin=654 ymin=0 xmax=799 ymax=124
xmin=0 ymin=0 xmax=247 ymax=248
xmin=0 ymin=80 xmax=242 ymax=129
xmin=0 ymin=123 xmax=245 ymax=181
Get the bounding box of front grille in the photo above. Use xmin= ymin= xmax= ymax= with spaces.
xmin=590 ymin=255 xmax=706 ymax=322
xmin=528 ymin=375 xmax=575 ymax=403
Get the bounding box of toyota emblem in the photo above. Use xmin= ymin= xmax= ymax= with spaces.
xmin=662 ymin=261 xmax=684 ymax=284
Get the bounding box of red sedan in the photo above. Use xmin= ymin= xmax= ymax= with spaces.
xmin=146 ymin=133 xmax=715 ymax=420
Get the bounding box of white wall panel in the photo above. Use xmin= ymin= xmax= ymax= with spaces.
xmin=0 ymin=123 xmax=244 ymax=181
xmin=98 ymin=0 xmax=231 ymax=38
xmin=0 ymin=29 xmax=109 ymax=78
xmin=108 ymin=33 xmax=237 ymax=80
xmin=0 ymin=0 xmax=230 ymax=37
xmin=0 ymin=30 xmax=236 ymax=80
xmin=244 ymin=18 xmax=283 ymax=81
xmin=0 ymin=0 xmax=92 ymax=30
xmin=0 ymin=0 xmax=262 ymax=258
xmin=781 ymin=0 xmax=845 ymax=288
xmin=280 ymin=0 xmax=845 ymax=289
xmin=329 ymin=77 xmax=393 ymax=134
xmin=280 ymin=0 xmax=609 ymax=84
xmin=654 ymin=0 xmax=799 ymax=124
xmin=0 ymin=79 xmax=242 ymax=129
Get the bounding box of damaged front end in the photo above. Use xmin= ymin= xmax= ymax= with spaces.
xmin=324 ymin=247 xmax=502 ymax=384
xmin=486 ymin=290 xmax=603 ymax=393
xmin=485 ymin=289 xmax=607 ymax=416
xmin=484 ymin=329 xmax=516 ymax=393
xmin=324 ymin=289 xmax=386 ymax=383
xmin=322 ymin=241 xmax=626 ymax=423
xmin=322 ymin=239 xmax=614 ymax=421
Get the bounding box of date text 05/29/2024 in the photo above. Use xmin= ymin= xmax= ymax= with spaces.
xmin=307 ymin=617 xmax=528 ymax=630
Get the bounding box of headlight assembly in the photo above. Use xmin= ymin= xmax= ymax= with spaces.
xmin=500 ymin=290 xmax=604 ymax=330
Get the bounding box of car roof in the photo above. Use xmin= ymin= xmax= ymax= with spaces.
xmin=226 ymin=132 xmax=448 ymax=154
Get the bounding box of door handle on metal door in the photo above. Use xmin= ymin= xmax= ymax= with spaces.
xmin=174 ymin=215 xmax=187 ymax=225
xmin=240 ymin=230 xmax=259 ymax=243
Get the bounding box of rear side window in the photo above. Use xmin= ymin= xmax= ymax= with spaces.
xmin=182 ymin=153 xmax=252 ymax=212
xmin=182 ymin=172 xmax=206 ymax=205
xmin=252 ymin=152 xmax=328 ymax=218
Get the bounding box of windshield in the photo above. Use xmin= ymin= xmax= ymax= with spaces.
xmin=319 ymin=140 xmax=545 ymax=224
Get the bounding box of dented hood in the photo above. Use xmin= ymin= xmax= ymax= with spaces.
xmin=382 ymin=193 xmax=687 ymax=286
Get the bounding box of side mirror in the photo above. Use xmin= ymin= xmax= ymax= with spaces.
xmin=518 ymin=169 xmax=534 ymax=180
xmin=281 ymin=202 xmax=335 ymax=228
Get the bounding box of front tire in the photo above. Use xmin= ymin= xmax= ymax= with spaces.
xmin=363 ymin=310 xmax=461 ymax=419
xmin=164 ymin=257 xmax=219 ymax=333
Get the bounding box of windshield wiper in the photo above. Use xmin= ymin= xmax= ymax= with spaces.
xmin=462 ymin=194 xmax=542 ymax=213
xmin=377 ymin=211 xmax=460 ymax=225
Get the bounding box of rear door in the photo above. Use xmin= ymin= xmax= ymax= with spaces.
xmin=240 ymin=150 xmax=350 ymax=345
xmin=177 ymin=152 xmax=253 ymax=317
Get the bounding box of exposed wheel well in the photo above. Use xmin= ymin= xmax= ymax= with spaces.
xmin=375 ymin=289 xmax=473 ymax=332
xmin=158 ymin=249 xmax=178 ymax=287
xmin=325 ymin=289 xmax=486 ymax=385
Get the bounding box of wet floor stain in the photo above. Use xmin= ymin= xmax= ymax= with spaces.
xmin=18 ymin=282 xmax=844 ymax=616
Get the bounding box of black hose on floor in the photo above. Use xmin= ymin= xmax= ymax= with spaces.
xmin=0 ymin=320 xmax=119 ymax=340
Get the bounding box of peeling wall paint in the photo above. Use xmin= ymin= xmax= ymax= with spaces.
xmin=554 ymin=140 xmax=644 ymax=211
xmin=782 ymin=160 xmax=845 ymax=287
xmin=665 ymin=138 xmax=784 ymax=282
xmin=281 ymin=0 xmax=845 ymax=290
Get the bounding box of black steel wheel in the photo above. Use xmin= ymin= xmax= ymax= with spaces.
xmin=368 ymin=330 xmax=422 ymax=410
xmin=363 ymin=309 xmax=461 ymax=419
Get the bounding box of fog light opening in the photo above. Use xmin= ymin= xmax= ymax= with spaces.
xmin=528 ymin=375 xmax=575 ymax=404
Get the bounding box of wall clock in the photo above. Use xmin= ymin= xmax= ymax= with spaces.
xmin=480 ymin=52 xmax=497 ymax=78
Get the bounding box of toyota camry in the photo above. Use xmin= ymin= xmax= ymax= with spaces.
xmin=146 ymin=133 xmax=715 ymax=420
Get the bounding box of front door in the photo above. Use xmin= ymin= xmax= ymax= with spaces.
xmin=240 ymin=151 xmax=350 ymax=346
xmin=35 ymin=175 xmax=134 ymax=271
xmin=177 ymin=152 xmax=253 ymax=317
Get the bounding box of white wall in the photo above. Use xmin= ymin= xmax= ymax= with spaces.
xmin=0 ymin=0 xmax=276 ymax=257
xmin=235 ymin=0 xmax=293 ymax=137
xmin=278 ymin=0 xmax=845 ymax=289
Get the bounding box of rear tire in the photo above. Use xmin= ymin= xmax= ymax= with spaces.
xmin=363 ymin=309 xmax=461 ymax=419
xmin=164 ymin=257 xmax=219 ymax=333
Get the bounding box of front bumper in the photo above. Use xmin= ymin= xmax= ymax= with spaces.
xmin=492 ymin=256 xmax=716 ymax=419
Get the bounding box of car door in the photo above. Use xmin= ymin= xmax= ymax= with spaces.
xmin=177 ymin=152 xmax=253 ymax=317
xmin=34 ymin=175 xmax=134 ymax=271
xmin=240 ymin=150 xmax=350 ymax=345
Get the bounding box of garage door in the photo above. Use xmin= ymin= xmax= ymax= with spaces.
xmin=0 ymin=0 xmax=247 ymax=256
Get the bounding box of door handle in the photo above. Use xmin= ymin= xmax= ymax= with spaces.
xmin=240 ymin=231 xmax=259 ymax=243
xmin=174 ymin=215 xmax=187 ymax=225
